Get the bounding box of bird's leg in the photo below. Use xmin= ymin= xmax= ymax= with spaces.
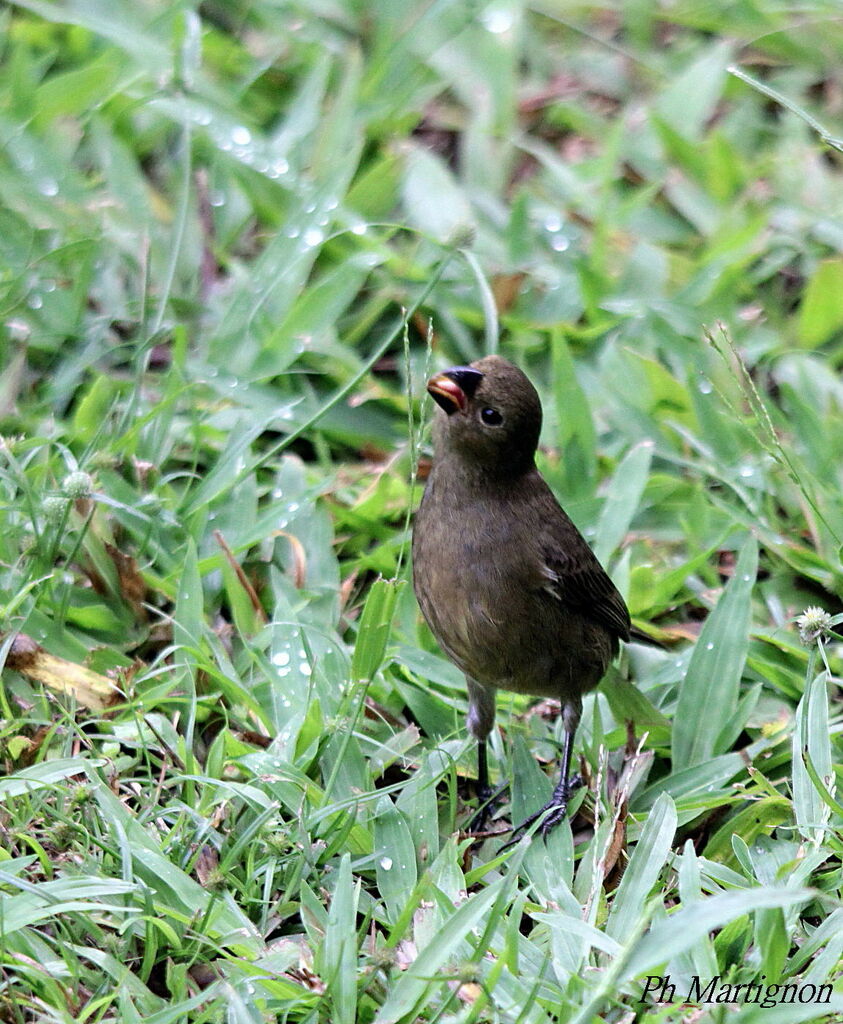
xmin=501 ymin=697 xmax=582 ymax=848
xmin=467 ymin=738 xmax=508 ymax=832
xmin=464 ymin=679 xmax=506 ymax=833
xmin=538 ymin=718 xmax=583 ymax=835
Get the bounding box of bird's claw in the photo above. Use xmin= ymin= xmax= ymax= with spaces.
xmin=498 ymin=773 xmax=583 ymax=851
xmin=466 ymin=780 xmax=509 ymax=834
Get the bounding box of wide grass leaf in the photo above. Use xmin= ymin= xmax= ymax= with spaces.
xmin=792 ymin=671 xmax=834 ymax=842
xmin=0 ymin=758 xmax=107 ymax=800
xmin=593 ymin=440 xmax=653 ymax=566
xmin=373 ymin=875 xmax=507 ymax=1024
xmin=351 ymin=576 xmax=402 ymax=682
xmin=374 ymin=795 xmax=418 ymax=925
xmin=606 ymin=793 xmax=676 ymax=941
xmin=320 ymin=854 xmax=360 ymax=1024
xmin=672 ymin=536 xmax=757 ymax=771
xmin=623 ymin=886 xmax=813 ymax=978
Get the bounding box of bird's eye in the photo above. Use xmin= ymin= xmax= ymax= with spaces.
xmin=479 ymin=407 xmax=503 ymax=426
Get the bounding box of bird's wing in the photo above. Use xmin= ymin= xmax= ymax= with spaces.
xmin=540 ymin=546 xmax=631 ymax=641
xmin=525 ymin=475 xmax=631 ymax=642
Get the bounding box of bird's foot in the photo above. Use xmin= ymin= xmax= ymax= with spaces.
xmin=499 ymin=774 xmax=583 ymax=851
xmin=466 ymin=780 xmax=509 ymax=834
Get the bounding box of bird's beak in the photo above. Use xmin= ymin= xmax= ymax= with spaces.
xmin=427 ymin=366 xmax=483 ymax=415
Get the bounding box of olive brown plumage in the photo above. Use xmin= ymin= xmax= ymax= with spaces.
xmin=412 ymin=355 xmax=631 ymax=837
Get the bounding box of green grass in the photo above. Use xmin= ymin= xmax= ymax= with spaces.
xmin=2 ymin=1 xmax=843 ymax=1020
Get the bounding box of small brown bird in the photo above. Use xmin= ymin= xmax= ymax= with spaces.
xmin=412 ymin=355 xmax=631 ymax=838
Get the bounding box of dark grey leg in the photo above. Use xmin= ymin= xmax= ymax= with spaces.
xmin=465 ymin=679 xmax=504 ymax=831
xmin=502 ymin=696 xmax=583 ymax=847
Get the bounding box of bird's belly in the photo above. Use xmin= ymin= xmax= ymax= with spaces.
xmin=430 ymin=576 xmax=609 ymax=699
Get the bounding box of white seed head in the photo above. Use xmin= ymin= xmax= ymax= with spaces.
xmin=795 ymin=606 xmax=832 ymax=645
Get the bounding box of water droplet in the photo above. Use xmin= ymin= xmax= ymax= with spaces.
xmin=272 ymin=158 xmax=289 ymax=176
xmin=481 ymin=6 xmax=515 ymax=33
xmin=706 ymin=642 xmax=714 ymax=650
xmin=742 ymin=574 xmax=752 ymax=582
xmin=277 ymin=666 xmax=291 ymax=678
xmin=196 ymin=110 xmax=212 ymax=126
xmin=380 ymin=857 xmax=393 ymax=870
xmin=39 ymin=178 xmax=59 ymax=197
xmin=302 ymin=227 xmax=324 ymax=247
xmin=351 ymin=221 xmax=367 ymax=235
xmin=698 ymin=378 xmax=713 ymax=395
xmin=43 ymin=279 xmax=56 ymax=293
xmin=28 ymin=294 xmax=43 ymax=310
xmin=287 ymin=502 xmax=300 ymax=513
xmin=210 ymin=191 xmax=226 ymax=207
xmin=300 ymin=662 xmax=312 ymax=676
xmin=273 ymin=651 xmax=291 ymax=667
xmin=284 ymin=225 xmax=300 ymax=239
xmin=231 ymin=125 xmax=252 ymax=146
xmin=550 ymin=235 xmax=569 ymax=252
xmin=738 ymin=464 xmax=754 ymax=478
xmin=544 ymin=214 xmax=562 ymax=232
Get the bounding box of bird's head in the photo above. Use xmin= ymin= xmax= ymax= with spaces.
xmin=426 ymin=355 xmax=542 ymax=475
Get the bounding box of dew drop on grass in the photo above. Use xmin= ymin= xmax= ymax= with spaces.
xmin=39 ymin=178 xmax=59 ymax=197
xmin=28 ymin=294 xmax=43 ymax=310
xmin=273 ymin=651 xmax=291 ymax=667
xmin=706 ymin=642 xmax=714 ymax=650
xmin=380 ymin=857 xmax=393 ymax=870
xmin=482 ymin=7 xmax=515 ymax=33
xmin=698 ymin=378 xmax=713 ymax=395
xmin=300 ymin=662 xmax=312 ymax=676
xmin=302 ymin=227 xmax=324 ymax=248
xmin=231 ymin=125 xmax=252 ymax=146
xmin=738 ymin=464 xmax=754 ymax=478
xmin=550 ymin=235 xmax=569 ymax=252
xmin=544 ymin=214 xmax=562 ymax=232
